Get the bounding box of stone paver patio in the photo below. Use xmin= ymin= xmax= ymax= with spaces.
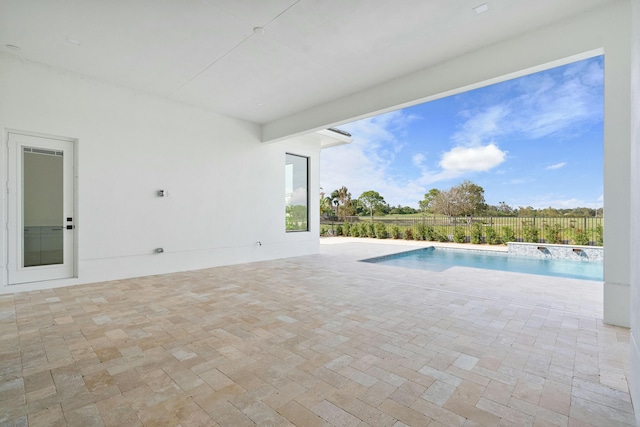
xmin=0 ymin=238 xmax=633 ymax=426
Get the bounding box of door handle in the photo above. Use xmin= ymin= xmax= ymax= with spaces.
xmin=66 ymin=225 xmax=75 ymax=230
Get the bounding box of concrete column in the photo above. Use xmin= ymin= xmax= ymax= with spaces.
xmin=602 ymin=10 xmax=632 ymax=327
xmin=629 ymin=0 xmax=640 ymax=423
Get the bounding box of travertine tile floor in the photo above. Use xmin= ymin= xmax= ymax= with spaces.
xmin=0 ymin=238 xmax=634 ymax=426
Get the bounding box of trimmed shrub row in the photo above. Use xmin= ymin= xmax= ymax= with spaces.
xmin=321 ymin=221 xmax=603 ymax=246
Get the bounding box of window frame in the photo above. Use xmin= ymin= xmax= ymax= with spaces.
xmin=285 ymin=153 xmax=310 ymax=232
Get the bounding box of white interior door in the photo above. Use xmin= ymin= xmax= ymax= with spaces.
xmin=7 ymin=132 xmax=75 ymax=284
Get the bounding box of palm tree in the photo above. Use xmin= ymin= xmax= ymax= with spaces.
xmin=319 ymin=191 xmax=333 ymax=217
xmin=330 ymin=190 xmax=340 ymax=217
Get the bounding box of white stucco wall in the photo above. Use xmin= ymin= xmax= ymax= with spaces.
xmin=0 ymin=53 xmax=320 ymax=292
xmin=630 ymin=0 xmax=640 ymax=423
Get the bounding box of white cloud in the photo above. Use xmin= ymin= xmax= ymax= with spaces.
xmin=546 ymin=162 xmax=567 ymax=170
xmin=452 ymin=58 xmax=603 ymax=145
xmin=321 ymin=110 xmax=427 ymax=207
xmin=509 ymin=60 xmax=603 ymax=139
xmin=439 ymin=143 xmax=507 ymax=173
xmin=452 ymin=105 xmax=509 ymax=146
xmin=412 ymin=153 xmax=425 ymax=167
xmin=411 ymin=144 xmax=506 ymax=188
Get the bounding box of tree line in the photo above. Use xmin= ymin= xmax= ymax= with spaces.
xmin=321 ymin=180 xmax=603 ymax=220
xmin=320 ymin=187 xmax=420 ymax=219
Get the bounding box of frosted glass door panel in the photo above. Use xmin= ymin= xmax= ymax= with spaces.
xmin=23 ymin=148 xmax=64 ymax=267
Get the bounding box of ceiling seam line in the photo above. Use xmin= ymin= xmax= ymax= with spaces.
xmin=164 ymin=32 xmax=255 ymax=98
xmin=264 ymin=0 xmax=301 ymax=26
xmin=165 ymin=0 xmax=301 ymax=99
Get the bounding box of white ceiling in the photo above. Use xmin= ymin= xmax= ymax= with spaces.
xmin=0 ymin=0 xmax=616 ymax=125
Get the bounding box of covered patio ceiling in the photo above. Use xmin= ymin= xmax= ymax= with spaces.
xmin=0 ymin=0 xmax=616 ymax=126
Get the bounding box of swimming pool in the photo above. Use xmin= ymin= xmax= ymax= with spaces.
xmin=361 ymin=247 xmax=603 ymax=281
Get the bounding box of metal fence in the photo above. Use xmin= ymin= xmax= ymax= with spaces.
xmin=320 ymin=215 xmax=604 ymax=246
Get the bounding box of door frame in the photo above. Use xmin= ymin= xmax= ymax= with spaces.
xmin=4 ymin=129 xmax=78 ymax=285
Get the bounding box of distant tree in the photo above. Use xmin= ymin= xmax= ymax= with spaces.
xmin=419 ymin=189 xmax=441 ymax=213
xmin=330 ymin=186 xmax=354 ymax=220
xmin=518 ymin=206 xmax=536 ymax=217
xmin=433 ymin=180 xmax=486 ymax=219
xmin=483 ymin=202 xmax=516 ymax=217
xmin=390 ymin=205 xmax=419 ymax=215
xmin=539 ymin=206 xmax=559 ymax=217
xmin=349 ymin=199 xmax=361 ymax=216
xmin=454 ymin=180 xmax=486 ymax=217
xmin=358 ymin=190 xmax=386 ymax=220
xmin=389 ymin=205 xmax=401 ymax=215
xmin=432 ymin=190 xmax=456 ymax=218
xmin=568 ymin=207 xmax=596 ymax=217
xmin=498 ymin=201 xmax=515 ymax=215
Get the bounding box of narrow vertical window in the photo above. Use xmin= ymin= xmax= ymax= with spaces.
xmin=285 ymin=153 xmax=309 ymax=231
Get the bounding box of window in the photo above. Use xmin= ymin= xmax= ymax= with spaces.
xmin=285 ymin=153 xmax=309 ymax=231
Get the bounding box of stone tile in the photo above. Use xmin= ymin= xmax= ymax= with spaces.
xmin=312 ymin=399 xmax=361 ymax=427
xmin=27 ymin=404 xmax=66 ymax=427
xmin=137 ymin=402 xmax=180 ymax=427
xmin=365 ymin=365 xmax=406 ymax=387
xmin=263 ymin=382 xmax=307 ymax=409
xmin=207 ymin=400 xmax=257 ymax=427
xmin=444 ymin=398 xmax=500 ymax=427
xmin=454 ymin=354 xmax=480 ymax=370
xmin=338 ymin=365 xmax=379 ymax=387
xmin=358 ymin=380 xmax=399 ymax=407
xmin=476 ymin=397 xmax=535 ymax=426
xmin=0 ymin=241 xmax=633 ymax=427
xmin=380 ymin=398 xmax=434 ymax=426
xmin=389 ymin=380 xmax=427 ymax=407
xmin=64 ymin=403 xmax=105 ymax=427
xmin=173 ymin=399 xmax=216 ymax=426
xmin=422 ymin=380 xmax=457 ymax=406
xmin=482 ymin=379 xmax=514 ymax=406
xmin=539 ymin=379 xmax=571 ymax=416
xmin=513 ymin=378 xmax=544 ymax=405
xmin=277 ymin=400 xmax=325 ymax=427
xmin=341 ymin=398 xmax=397 ymax=427
xmin=410 ymin=397 xmax=466 ymax=426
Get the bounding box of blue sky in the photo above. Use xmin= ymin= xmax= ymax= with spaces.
xmin=320 ymin=56 xmax=604 ymax=210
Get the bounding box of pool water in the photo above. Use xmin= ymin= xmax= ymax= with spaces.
xmin=361 ymin=247 xmax=603 ymax=281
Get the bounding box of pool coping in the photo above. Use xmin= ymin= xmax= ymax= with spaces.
xmin=317 ymin=237 xmax=604 ymax=318
xmin=357 ymin=243 xmax=603 ymax=282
